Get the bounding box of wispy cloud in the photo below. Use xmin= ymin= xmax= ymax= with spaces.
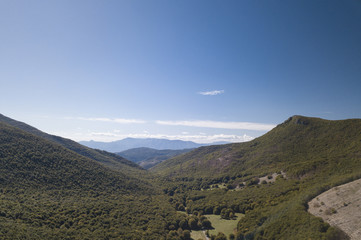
xmin=198 ymin=90 xmax=225 ymax=96
xmin=65 ymin=117 xmax=146 ymax=124
xmin=69 ymin=131 xmax=255 ymax=144
xmin=156 ymin=120 xmax=276 ymax=131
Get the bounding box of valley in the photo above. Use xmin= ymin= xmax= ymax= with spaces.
xmin=0 ymin=114 xmax=360 ymax=239
xmin=116 ymin=147 xmax=194 ymax=169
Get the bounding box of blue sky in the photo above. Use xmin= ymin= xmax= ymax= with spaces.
xmin=1 ymin=0 xmax=361 ymax=143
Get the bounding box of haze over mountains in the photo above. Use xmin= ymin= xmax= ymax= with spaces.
xmin=79 ymin=138 xmax=229 ymax=169
xmin=79 ymin=138 xmax=228 ymax=152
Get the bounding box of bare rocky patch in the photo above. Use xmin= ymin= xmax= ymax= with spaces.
xmin=258 ymin=171 xmax=286 ymax=185
xmin=308 ymin=178 xmax=361 ymax=239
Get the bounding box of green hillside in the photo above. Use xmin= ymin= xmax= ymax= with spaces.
xmin=0 ymin=113 xmax=141 ymax=173
xmin=2 ymin=114 xmax=360 ymax=239
xmin=0 ymin=121 xmax=180 ymax=239
xmin=152 ymin=116 xmax=361 ymax=239
xmin=117 ymin=147 xmax=193 ymax=169
xmin=152 ymin=116 xmax=361 ymax=179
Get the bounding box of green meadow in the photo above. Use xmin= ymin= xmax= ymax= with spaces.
xmin=191 ymin=213 xmax=244 ymax=239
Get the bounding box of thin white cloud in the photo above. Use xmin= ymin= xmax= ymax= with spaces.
xmin=156 ymin=120 xmax=276 ymax=131
xmin=198 ymin=90 xmax=225 ymax=96
xmin=66 ymin=117 xmax=146 ymax=124
xmin=70 ymin=132 xmax=255 ymax=144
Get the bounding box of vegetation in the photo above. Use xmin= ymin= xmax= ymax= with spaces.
xmin=1 ymin=114 xmax=360 ymax=239
xmin=0 ymin=121 xmax=181 ymax=239
xmin=0 ymin=113 xmax=141 ymax=173
xmin=152 ymin=116 xmax=361 ymax=239
xmin=116 ymin=147 xmax=193 ymax=169
xmin=199 ymin=213 xmax=243 ymax=237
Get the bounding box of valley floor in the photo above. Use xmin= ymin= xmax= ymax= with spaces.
xmin=308 ymin=178 xmax=361 ymax=239
xmin=190 ymin=213 xmax=243 ymax=240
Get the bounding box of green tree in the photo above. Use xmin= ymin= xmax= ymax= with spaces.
xmin=188 ymin=218 xmax=198 ymax=230
xmin=201 ymin=218 xmax=212 ymax=229
xmin=215 ymin=232 xmax=227 ymax=240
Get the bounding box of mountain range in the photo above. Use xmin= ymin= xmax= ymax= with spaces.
xmin=79 ymin=138 xmax=228 ymax=152
xmin=0 ymin=113 xmax=360 ymax=239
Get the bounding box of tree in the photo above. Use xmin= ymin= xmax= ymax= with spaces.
xmin=179 ymin=219 xmax=188 ymax=230
xmin=221 ymin=208 xmax=235 ymax=219
xmin=215 ymin=232 xmax=227 ymax=240
xmin=201 ymin=218 xmax=212 ymax=229
xmin=213 ymin=206 xmax=221 ymax=215
xmin=235 ymin=231 xmax=244 ymax=240
xmin=188 ymin=218 xmax=198 ymax=230
xmin=182 ymin=230 xmax=191 ymax=240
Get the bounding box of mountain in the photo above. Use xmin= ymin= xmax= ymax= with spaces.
xmin=3 ymin=114 xmax=360 ymax=239
xmin=152 ymin=115 xmax=361 ymax=239
xmin=0 ymin=114 xmax=140 ymax=173
xmin=116 ymin=147 xmax=193 ymax=169
xmin=80 ymin=137 xmax=208 ymax=152
xmin=0 ymin=121 xmax=146 ymax=193
xmin=152 ymin=115 xmax=361 ymax=178
xmin=0 ymin=116 xmax=190 ymax=239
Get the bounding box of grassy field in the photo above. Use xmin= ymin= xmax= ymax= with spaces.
xmin=191 ymin=230 xmax=207 ymax=240
xmin=191 ymin=213 xmax=244 ymax=239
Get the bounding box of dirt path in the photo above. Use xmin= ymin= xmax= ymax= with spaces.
xmin=308 ymin=178 xmax=361 ymax=239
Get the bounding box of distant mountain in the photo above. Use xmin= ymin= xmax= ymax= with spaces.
xmin=79 ymin=137 xmax=210 ymax=152
xmin=0 ymin=113 xmax=140 ymax=172
xmin=116 ymin=147 xmax=193 ymax=169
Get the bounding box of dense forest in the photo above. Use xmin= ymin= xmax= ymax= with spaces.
xmin=1 ymin=115 xmax=360 ymax=239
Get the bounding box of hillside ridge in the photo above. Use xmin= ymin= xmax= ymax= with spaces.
xmin=0 ymin=113 xmax=141 ymax=171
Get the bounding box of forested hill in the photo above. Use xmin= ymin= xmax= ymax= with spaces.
xmin=0 ymin=121 xmax=148 ymax=193
xmin=152 ymin=115 xmax=361 ymax=180
xmin=0 ymin=119 xmax=182 ymax=239
xmin=151 ymin=115 xmax=361 ymax=239
xmin=0 ymin=113 xmax=140 ymax=172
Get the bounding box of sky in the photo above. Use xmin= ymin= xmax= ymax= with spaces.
xmin=1 ymin=0 xmax=361 ymax=143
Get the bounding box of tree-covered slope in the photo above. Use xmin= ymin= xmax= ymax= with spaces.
xmin=0 ymin=114 xmax=140 ymax=172
xmin=0 ymin=121 xmax=146 ymax=192
xmin=152 ymin=115 xmax=361 ymax=180
xmin=0 ymin=121 xmax=180 ymax=239
xmin=152 ymin=116 xmax=361 ymax=239
xmin=117 ymin=147 xmax=193 ymax=169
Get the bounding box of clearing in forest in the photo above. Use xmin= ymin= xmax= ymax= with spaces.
xmin=191 ymin=213 xmax=244 ymax=240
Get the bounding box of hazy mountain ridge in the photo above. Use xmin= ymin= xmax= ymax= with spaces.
xmin=79 ymin=138 xmax=208 ymax=152
xmin=116 ymin=147 xmax=194 ymax=169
